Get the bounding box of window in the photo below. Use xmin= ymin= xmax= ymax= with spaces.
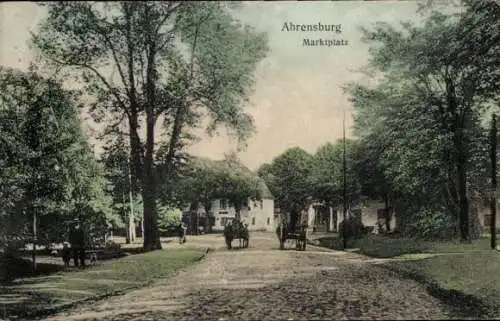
xmin=267 ymin=217 xmax=270 ymax=226
xmin=220 ymin=199 xmax=227 ymax=210
xmin=252 ymin=217 xmax=256 ymax=225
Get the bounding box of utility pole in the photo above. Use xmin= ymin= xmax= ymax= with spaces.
xmin=342 ymin=109 xmax=348 ymax=250
xmin=490 ymin=113 xmax=497 ymax=250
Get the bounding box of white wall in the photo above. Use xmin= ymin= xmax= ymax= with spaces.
xmin=210 ymin=198 xmax=275 ymax=231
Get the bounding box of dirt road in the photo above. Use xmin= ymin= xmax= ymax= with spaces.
xmin=41 ymin=233 xmax=449 ymax=320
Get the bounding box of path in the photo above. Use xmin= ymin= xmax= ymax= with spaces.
xmin=40 ymin=233 xmax=450 ymax=320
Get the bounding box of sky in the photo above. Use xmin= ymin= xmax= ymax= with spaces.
xmin=0 ymin=1 xmax=435 ymax=170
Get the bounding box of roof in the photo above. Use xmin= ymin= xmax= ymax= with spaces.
xmin=187 ymin=156 xmax=274 ymax=199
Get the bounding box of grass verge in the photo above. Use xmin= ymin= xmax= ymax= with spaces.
xmin=310 ymin=233 xmax=500 ymax=318
xmin=0 ymin=247 xmax=206 ymax=320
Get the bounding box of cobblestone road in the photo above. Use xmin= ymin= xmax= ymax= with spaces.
xmin=42 ymin=233 xmax=450 ymax=320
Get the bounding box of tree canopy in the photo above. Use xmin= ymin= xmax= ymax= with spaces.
xmin=32 ymin=2 xmax=269 ymax=250
xmin=344 ymin=0 xmax=499 ymax=240
xmin=0 ymin=67 xmax=115 ymax=250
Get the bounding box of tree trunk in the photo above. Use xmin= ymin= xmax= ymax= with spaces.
xmin=141 ymin=25 xmax=161 ymax=251
xmin=128 ymin=213 xmax=136 ymax=243
xmin=204 ymin=204 xmax=213 ymax=233
xmin=457 ymin=141 xmax=470 ymax=243
xmin=290 ymin=210 xmax=299 ymax=232
xmin=491 ymin=113 xmax=497 ymax=249
xmin=128 ymin=113 xmax=142 ymax=197
xmin=235 ymin=206 xmax=241 ymax=221
xmin=142 ymin=116 xmax=160 ymax=251
xmin=141 ymin=217 xmax=144 ymax=238
xmin=384 ymin=192 xmax=391 ymax=232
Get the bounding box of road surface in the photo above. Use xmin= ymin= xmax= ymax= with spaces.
xmin=42 ymin=233 xmax=450 ymax=320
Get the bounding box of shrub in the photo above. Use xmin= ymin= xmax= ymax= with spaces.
xmin=404 ymin=208 xmax=456 ymax=240
xmin=339 ymin=215 xmax=368 ymax=241
xmin=105 ymin=240 xmax=121 ymax=250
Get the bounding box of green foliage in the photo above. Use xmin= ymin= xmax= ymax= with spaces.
xmin=259 ymin=147 xmax=313 ymax=218
xmin=172 ymin=156 xmax=227 ymax=211
xmin=170 ymin=154 xmax=262 ymax=217
xmin=311 ymin=140 xmax=361 ymax=207
xmin=32 ymin=2 xmax=269 ymax=249
xmin=157 ymin=204 xmax=182 ymax=233
xmin=405 ymin=209 xmax=457 ymax=241
xmin=220 ymin=154 xmax=262 ymax=212
xmin=0 ymin=67 xmax=113 ymax=249
xmin=344 ymin=1 xmax=499 ymax=240
xmin=339 ymin=216 xmax=369 ymax=241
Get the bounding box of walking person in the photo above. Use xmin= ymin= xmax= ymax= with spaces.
xmin=69 ymin=221 xmax=86 ymax=267
xmin=179 ymin=222 xmax=187 ymax=244
xmin=61 ymin=242 xmax=71 ymax=270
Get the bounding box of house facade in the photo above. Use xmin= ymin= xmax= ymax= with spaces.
xmin=303 ymin=198 xmax=396 ymax=233
xmin=183 ymin=180 xmax=276 ymax=233
xmin=207 ymin=196 xmax=275 ymax=231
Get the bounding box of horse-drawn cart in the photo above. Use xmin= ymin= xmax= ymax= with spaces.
xmin=223 ymin=220 xmax=249 ymax=250
xmin=276 ymin=221 xmax=307 ymax=251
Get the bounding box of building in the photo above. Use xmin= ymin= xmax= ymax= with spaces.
xmin=182 ymin=157 xmax=276 ymax=232
xmin=304 ymin=198 xmax=396 ymax=233
xmin=188 ymin=180 xmax=275 ymax=232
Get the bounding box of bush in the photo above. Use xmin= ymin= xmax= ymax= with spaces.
xmin=105 ymin=240 xmax=121 ymax=250
xmin=404 ymin=208 xmax=456 ymax=240
xmin=339 ymin=215 xmax=368 ymax=241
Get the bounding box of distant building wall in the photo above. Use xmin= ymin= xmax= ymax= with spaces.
xmin=202 ymin=198 xmax=275 ymax=232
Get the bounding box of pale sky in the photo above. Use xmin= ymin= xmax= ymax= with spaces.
xmin=0 ymin=1 xmax=434 ymax=170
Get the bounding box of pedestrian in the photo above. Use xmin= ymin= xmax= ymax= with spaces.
xmin=61 ymin=242 xmax=71 ymax=270
xmin=69 ymin=221 xmax=86 ymax=267
xmin=179 ymin=222 xmax=187 ymax=244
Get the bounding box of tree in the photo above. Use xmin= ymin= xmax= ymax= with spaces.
xmin=259 ymin=147 xmax=314 ymax=230
xmin=0 ymin=67 xmax=112 ymax=252
xmin=311 ymin=141 xmax=361 ymax=210
xmin=220 ymin=154 xmax=262 ymax=221
xmin=32 ymin=2 xmax=268 ymax=251
xmin=344 ymin=0 xmax=499 ymax=241
xmin=101 ymin=134 xmax=137 ymax=243
xmin=172 ymin=156 xmax=227 ymax=233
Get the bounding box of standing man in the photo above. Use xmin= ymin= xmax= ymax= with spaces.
xmin=69 ymin=220 xmax=86 ymax=267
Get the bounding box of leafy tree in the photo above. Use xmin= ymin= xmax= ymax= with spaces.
xmin=259 ymin=147 xmax=314 ymax=229
xmin=220 ymin=154 xmax=262 ymax=220
xmin=101 ymin=134 xmax=137 ymax=243
xmin=32 ymin=2 xmax=268 ymax=251
xmin=0 ymin=67 xmax=112 ymax=251
xmin=345 ymin=0 xmax=499 ymax=240
xmin=311 ymin=140 xmax=361 ymax=210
